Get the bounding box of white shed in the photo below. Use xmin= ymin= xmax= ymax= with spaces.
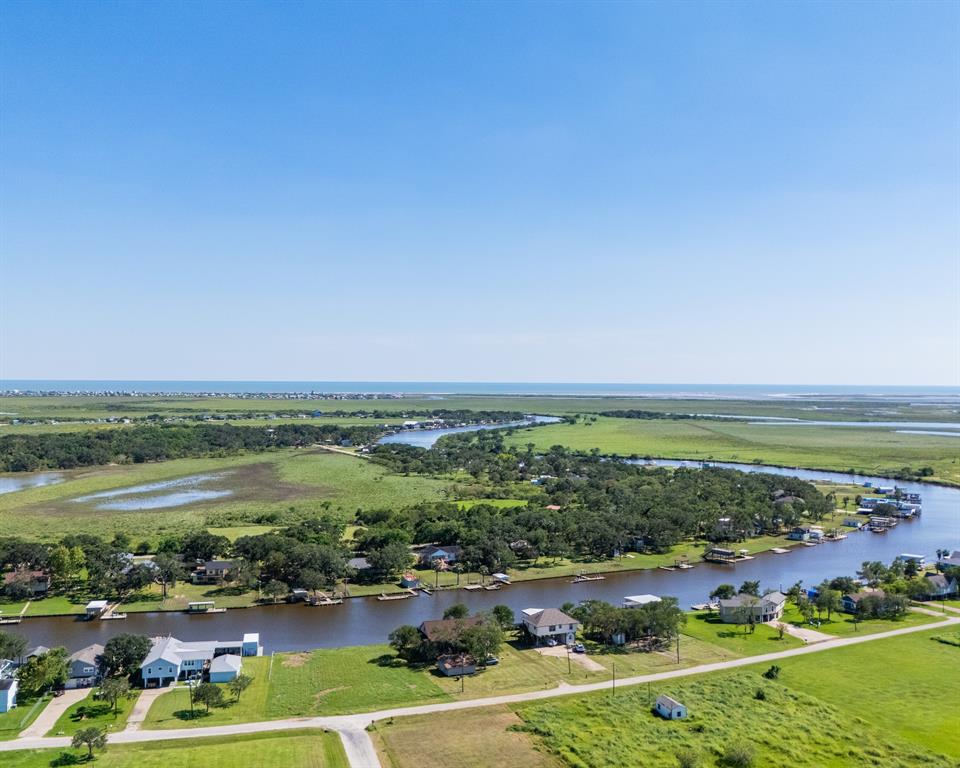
xmin=655 ymin=694 xmax=687 ymax=720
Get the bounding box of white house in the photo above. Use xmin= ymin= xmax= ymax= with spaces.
xmin=623 ymin=594 xmax=661 ymax=609
xmin=521 ymin=608 xmax=579 ymax=645
xmin=140 ymin=633 xmax=260 ymax=687
xmin=655 ymin=694 xmax=687 ymax=719
xmin=718 ymin=592 xmax=787 ymax=624
xmin=899 ymin=553 xmax=926 ymax=568
xmin=0 ymin=678 xmax=17 ymax=713
xmin=209 ymin=654 xmax=243 ymax=683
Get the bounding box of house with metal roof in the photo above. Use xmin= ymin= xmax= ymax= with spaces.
xmin=718 ymin=591 xmax=787 ymax=624
xmin=140 ymin=633 xmax=260 ymax=687
xmin=209 ymin=654 xmax=243 ymax=683
xmin=655 ymin=694 xmax=687 ymax=719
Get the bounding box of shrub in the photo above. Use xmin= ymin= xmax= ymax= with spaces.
xmin=762 ymin=664 xmax=780 ymax=680
xmin=754 ymin=688 xmax=766 ymax=701
xmin=722 ymin=742 xmax=755 ymax=767
xmin=676 ymin=748 xmax=700 ymax=768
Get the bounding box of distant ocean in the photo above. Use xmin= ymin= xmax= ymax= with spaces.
xmin=2 ymin=381 xmax=958 ymax=401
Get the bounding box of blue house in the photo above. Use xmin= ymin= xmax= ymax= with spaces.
xmin=209 ymin=654 xmax=243 ymax=683
xmin=140 ymin=633 xmax=261 ymax=687
xmin=0 ymin=678 xmax=18 ymax=713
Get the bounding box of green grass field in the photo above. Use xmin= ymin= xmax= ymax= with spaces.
xmin=0 ymin=695 xmax=49 ymax=741
xmin=507 ymin=416 xmax=960 ymax=485
xmin=142 ymin=646 xmax=452 ymax=730
xmin=779 ymin=603 xmax=940 ymax=636
xmin=374 ymin=629 xmax=960 ymax=768
xmin=2 ymin=729 xmax=349 ymax=768
xmin=46 ymin=687 xmax=139 ymax=736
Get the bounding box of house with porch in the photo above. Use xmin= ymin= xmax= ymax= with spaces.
xmin=191 ymin=560 xmax=238 ymax=585
xmin=923 ymin=573 xmax=958 ymax=599
xmin=140 ymin=633 xmax=260 ymax=687
xmin=521 ymin=608 xmax=580 ymax=645
xmin=67 ymin=644 xmax=104 ymax=688
xmin=718 ymin=592 xmax=787 ymax=624
xmin=841 ymin=590 xmax=884 ymax=614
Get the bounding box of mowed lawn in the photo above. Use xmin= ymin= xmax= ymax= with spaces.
xmin=508 ymin=417 xmax=960 ymax=486
xmin=680 ymin=611 xmax=804 ymax=658
xmin=0 ymin=695 xmax=50 ymax=741
xmin=142 ymin=646 xmax=451 ymax=729
xmin=3 ymin=730 xmax=348 ymax=768
xmin=46 ymin=687 xmax=140 ymax=736
xmin=779 ymin=603 xmax=941 ymax=636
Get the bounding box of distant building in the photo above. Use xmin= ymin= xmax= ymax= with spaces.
xmin=623 ymin=595 xmax=662 ymax=609
xmin=2 ymin=570 xmax=50 ymax=596
xmin=436 ymin=654 xmax=476 ymax=677
xmin=67 ymin=644 xmax=103 ymax=688
xmin=841 ymin=590 xmax=884 ymax=614
xmin=923 ymin=573 xmax=958 ymax=599
xmin=415 ymin=545 xmax=462 ymax=566
xmin=191 ymin=561 xmax=237 ymax=585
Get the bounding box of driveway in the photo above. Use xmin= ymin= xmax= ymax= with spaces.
xmin=124 ymin=687 xmax=172 ymax=732
xmin=766 ymin=620 xmax=833 ymax=644
xmin=536 ymin=645 xmax=606 ymax=672
xmin=19 ymin=688 xmax=89 ymax=738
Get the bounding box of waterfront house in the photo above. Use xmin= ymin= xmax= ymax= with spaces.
xmin=787 ymin=527 xmax=810 ymax=542
xmin=416 ymin=545 xmax=462 ymax=566
xmin=208 ymin=654 xmax=243 ymax=683
xmin=191 ymin=560 xmax=237 ymax=585
xmin=655 ymin=694 xmax=687 ymax=720
xmin=436 ymin=653 xmax=476 ymax=677
xmin=2 ymin=569 xmax=50 ymax=596
xmin=941 ymin=550 xmax=960 ymax=568
xmin=140 ymin=633 xmax=260 ymax=687
xmin=400 ymin=572 xmax=420 ymax=588
xmin=923 ymin=573 xmax=958 ymax=599
xmin=718 ymin=592 xmax=787 ymax=624
xmin=0 ymin=678 xmax=17 ymax=713
xmin=67 ymin=644 xmax=103 ymax=688
xmin=841 ymin=590 xmax=884 ymax=614
xmin=898 ymin=553 xmax=926 ymax=568
xmin=623 ymin=594 xmax=662 ymax=608
xmin=521 ymin=608 xmax=580 ymax=645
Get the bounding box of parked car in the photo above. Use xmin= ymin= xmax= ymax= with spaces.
xmin=572 ymin=642 xmax=586 ymax=653
xmin=485 ymin=656 xmax=499 ymax=666
xmin=545 ymin=637 xmax=558 ymax=647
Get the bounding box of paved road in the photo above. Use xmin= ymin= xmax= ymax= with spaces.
xmin=3 ymin=615 xmax=956 ymax=767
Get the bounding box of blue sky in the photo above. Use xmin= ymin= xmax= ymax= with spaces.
xmin=1 ymin=1 xmax=957 ymax=384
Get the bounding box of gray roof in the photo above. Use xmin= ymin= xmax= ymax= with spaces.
xmin=719 ymin=591 xmax=786 ymax=610
xmin=656 ymin=694 xmax=684 ymax=709
xmin=0 ymin=678 xmax=15 ymax=691
xmin=201 ymin=560 xmax=236 ymax=570
xmin=25 ymin=646 xmax=49 ymax=658
xmin=523 ymin=608 xmax=578 ymax=628
xmin=210 ymin=654 xmax=242 ymax=673
xmin=348 ymin=557 xmax=371 ymax=570
xmin=69 ymin=644 xmax=103 ymax=666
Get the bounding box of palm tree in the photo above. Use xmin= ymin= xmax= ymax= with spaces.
xmin=453 ymin=563 xmax=463 ymax=586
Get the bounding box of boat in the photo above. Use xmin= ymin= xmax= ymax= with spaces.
xmin=483 ymin=584 xmax=501 ymax=591
xmin=377 ymin=591 xmax=414 ymax=601
xmin=770 ymin=547 xmax=791 ymax=554
xmin=658 ymin=565 xmax=677 ymax=571
xmin=463 ymin=584 xmax=483 ymax=591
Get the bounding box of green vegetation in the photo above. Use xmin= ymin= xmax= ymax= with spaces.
xmin=46 ymin=687 xmax=139 ymax=736
xmin=679 ymin=611 xmax=803 ymax=657
xmin=1 ymin=730 xmax=349 ymax=768
xmin=508 ymin=628 xmax=959 ymax=768
xmin=507 ymin=416 xmax=960 ymax=486
xmin=0 ymin=695 xmax=49 ymax=741
xmin=142 ymin=647 xmax=451 ymax=729
xmin=779 ymin=603 xmax=939 ymax=636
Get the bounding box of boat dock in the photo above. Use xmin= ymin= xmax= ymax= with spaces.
xmin=377 ymin=589 xmax=416 ymax=601
xmin=572 ymin=573 xmax=606 ymax=583
xmin=100 ymin=603 xmax=127 ymax=620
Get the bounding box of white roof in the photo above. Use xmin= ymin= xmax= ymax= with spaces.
xmin=85 ymin=600 xmax=108 ymax=610
xmin=521 ymin=608 xmax=542 ymax=617
xmin=210 ymin=654 xmax=242 ymax=673
xmin=243 ymin=633 xmax=259 ymax=644
xmin=624 ymin=594 xmax=661 ymax=606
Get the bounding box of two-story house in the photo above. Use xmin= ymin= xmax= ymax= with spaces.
xmin=520 ymin=608 xmax=580 ymax=645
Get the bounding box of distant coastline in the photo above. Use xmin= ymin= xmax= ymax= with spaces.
xmin=2 ymin=380 xmax=958 ymax=401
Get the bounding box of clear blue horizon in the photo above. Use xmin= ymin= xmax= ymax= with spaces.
xmin=1 ymin=1 xmax=957 ymax=385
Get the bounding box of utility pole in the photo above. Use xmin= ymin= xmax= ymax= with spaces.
xmin=612 ymin=662 xmax=616 ymax=696
xmin=566 ymin=648 xmax=571 ymax=675
xmin=676 ymin=632 xmax=680 ymax=664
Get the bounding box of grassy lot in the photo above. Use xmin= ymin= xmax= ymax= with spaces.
xmin=680 ymin=610 xmax=804 ymax=657
xmin=46 ymin=687 xmax=140 ymax=736
xmin=0 ymin=449 xmax=450 ymax=545
xmin=142 ymin=646 xmax=451 ymax=729
xmin=507 ymin=416 xmax=960 ymax=486
xmin=779 ymin=603 xmax=941 ymax=636
xmin=373 ymin=631 xmax=960 ymax=768
xmin=0 ymin=695 xmax=49 ymax=741
xmin=2 ymin=729 xmax=349 ymax=768
xmin=504 ymin=628 xmax=959 ymax=768
xmin=374 ymin=705 xmax=564 ymax=768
